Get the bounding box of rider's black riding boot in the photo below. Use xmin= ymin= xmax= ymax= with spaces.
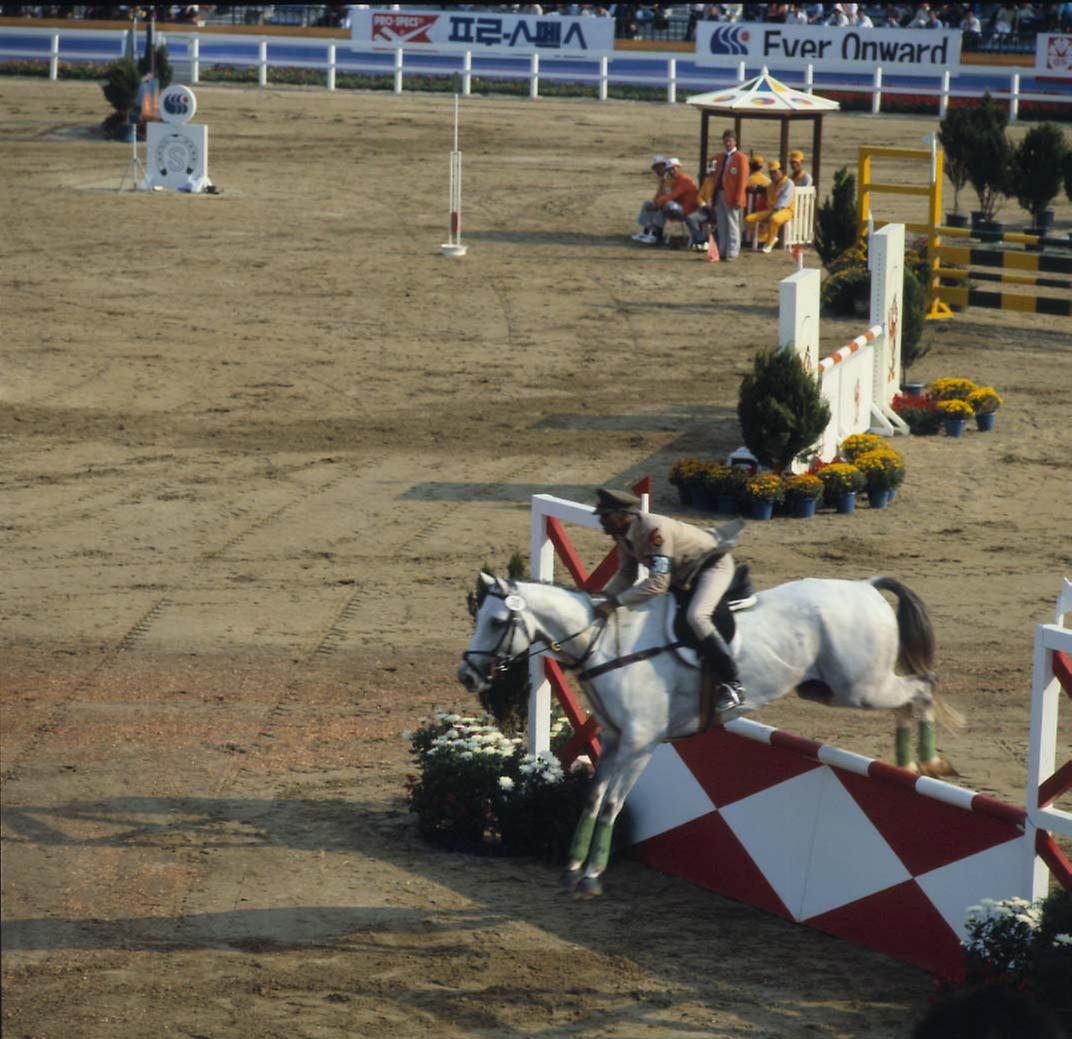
xmin=698 ymin=634 xmax=745 ymax=713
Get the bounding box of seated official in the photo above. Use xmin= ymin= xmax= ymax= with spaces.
xmin=789 ymin=150 xmax=813 ymax=188
xmin=633 ymin=154 xmax=671 ymax=244
xmin=637 ymin=158 xmax=700 ymax=247
xmin=743 ymin=160 xmax=795 ymax=253
xmin=743 ymin=151 xmax=770 ymax=243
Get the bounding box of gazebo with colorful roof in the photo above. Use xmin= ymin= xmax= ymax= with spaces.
xmin=686 ymin=68 xmax=840 ymax=192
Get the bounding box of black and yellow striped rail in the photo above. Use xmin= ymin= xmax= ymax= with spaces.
xmin=939 ymin=285 xmax=1072 ymax=316
xmin=933 ymin=240 xmax=1072 ymax=318
xmin=934 ymin=224 xmax=1072 ymax=251
xmin=935 ymin=244 xmax=1072 ymax=276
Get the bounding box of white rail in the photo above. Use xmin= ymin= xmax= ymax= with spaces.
xmin=2 ymin=27 xmax=1069 ymax=120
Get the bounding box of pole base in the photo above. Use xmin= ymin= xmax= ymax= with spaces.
xmin=440 ymin=243 xmax=467 ymax=257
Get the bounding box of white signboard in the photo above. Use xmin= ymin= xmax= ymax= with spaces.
xmin=695 ymin=23 xmax=960 ymax=71
xmin=142 ymin=122 xmax=209 ymax=192
xmin=1036 ymin=33 xmax=1072 ymax=78
xmin=350 ymin=7 xmax=614 ymax=54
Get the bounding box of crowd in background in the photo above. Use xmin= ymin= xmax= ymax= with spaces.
xmin=3 ymin=3 xmax=1070 ymax=38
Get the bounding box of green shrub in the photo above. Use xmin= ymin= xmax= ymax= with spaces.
xmin=465 ymin=552 xmax=530 ymax=734
xmin=404 ymin=712 xmax=590 ymax=859
xmin=815 ymin=166 xmax=858 ymax=270
xmin=965 ymin=94 xmax=1012 ymax=221
xmin=101 ymin=57 xmax=139 ymax=115
xmin=137 ymin=43 xmax=173 ymax=89
xmin=938 ymin=106 xmax=974 ymax=217
xmin=737 ymin=348 xmax=831 ymax=472
xmin=1011 ymin=122 xmax=1068 ymax=227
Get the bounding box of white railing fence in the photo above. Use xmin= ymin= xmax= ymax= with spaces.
xmin=0 ymin=27 xmax=1067 ymax=122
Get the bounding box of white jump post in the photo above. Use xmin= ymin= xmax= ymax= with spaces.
xmin=779 ymin=222 xmax=908 ymax=461
xmin=440 ymin=93 xmax=467 ymax=258
xmin=462 ymin=50 xmax=472 ymax=97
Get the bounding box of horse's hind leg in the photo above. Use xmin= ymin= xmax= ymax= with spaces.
xmin=886 ymin=680 xmax=959 ymax=777
xmin=914 ymin=700 xmax=960 ymax=778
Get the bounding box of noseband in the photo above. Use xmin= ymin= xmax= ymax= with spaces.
xmin=462 ymin=584 xmax=602 ymax=682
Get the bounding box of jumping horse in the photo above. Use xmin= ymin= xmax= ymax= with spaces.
xmin=458 ymin=573 xmax=962 ymax=894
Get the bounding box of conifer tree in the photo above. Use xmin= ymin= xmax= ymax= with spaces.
xmin=737 ymin=348 xmax=831 ymax=472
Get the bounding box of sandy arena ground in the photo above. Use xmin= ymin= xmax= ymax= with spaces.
xmin=1 ymin=78 xmax=1070 ymax=1039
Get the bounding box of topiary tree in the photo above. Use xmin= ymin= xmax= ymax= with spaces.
xmin=137 ymin=43 xmax=173 ymax=89
xmin=102 ymin=57 xmax=140 ymax=117
xmin=737 ymin=348 xmax=831 ymax=473
xmin=465 ymin=550 xmax=530 ymax=734
xmin=965 ymin=94 xmax=1012 ymax=223
xmin=937 ymin=107 xmax=973 ymax=218
xmin=1010 ymin=122 xmax=1068 ymax=229
xmin=815 ymin=166 xmax=858 ymax=270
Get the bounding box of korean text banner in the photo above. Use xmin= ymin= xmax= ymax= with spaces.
xmin=695 ymin=23 xmax=961 ymax=71
xmin=351 ymin=9 xmax=615 ymax=55
xmin=1036 ymin=34 xmax=1072 ymax=79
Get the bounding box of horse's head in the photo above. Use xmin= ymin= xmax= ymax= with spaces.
xmin=457 ymin=573 xmax=534 ymax=695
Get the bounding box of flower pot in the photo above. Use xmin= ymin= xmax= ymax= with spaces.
xmin=970 ymin=210 xmax=985 ymax=230
xmin=944 ymin=417 xmax=967 ymax=438
xmin=717 ymin=493 xmax=739 ymax=515
xmin=1035 ymin=209 xmax=1055 ymax=231
xmin=749 ymin=500 xmax=774 ymax=521
xmin=978 ymin=220 xmax=1004 ymax=243
xmin=945 ymin=212 xmax=969 ymax=229
xmin=868 ymin=488 xmax=890 ymax=509
xmin=975 ymin=411 xmax=997 ymax=432
xmin=901 ymin=382 xmax=925 ymax=397
xmin=835 ymin=492 xmax=856 ymax=515
xmin=792 ymin=496 xmax=818 ymax=519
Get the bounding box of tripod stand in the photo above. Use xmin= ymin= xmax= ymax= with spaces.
xmin=117 ymin=122 xmax=145 ymax=192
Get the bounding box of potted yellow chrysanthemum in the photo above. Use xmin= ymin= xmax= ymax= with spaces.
xmin=742 ymin=472 xmax=785 ymax=521
xmin=783 ymin=473 xmax=823 ymax=519
xmin=967 ymin=386 xmax=1003 ymax=432
xmin=936 ymin=398 xmax=974 ymax=438
xmin=817 ymin=462 xmax=865 ymax=514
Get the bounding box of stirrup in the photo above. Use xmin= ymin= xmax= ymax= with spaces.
xmin=714 ymin=682 xmax=745 ymax=713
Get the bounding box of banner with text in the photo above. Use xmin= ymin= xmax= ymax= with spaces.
xmin=351 ymin=8 xmax=614 ymax=55
xmin=695 ymin=23 xmax=961 ymax=71
xmin=1035 ymin=33 xmax=1072 ymax=79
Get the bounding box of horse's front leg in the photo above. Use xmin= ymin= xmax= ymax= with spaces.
xmin=575 ymin=741 xmax=655 ymax=896
xmin=561 ymin=731 xmax=619 ymax=890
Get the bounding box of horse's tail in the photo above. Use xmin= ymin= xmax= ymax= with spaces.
xmin=870 ymin=576 xmax=935 ymax=678
xmin=872 ymin=576 xmax=964 ymax=732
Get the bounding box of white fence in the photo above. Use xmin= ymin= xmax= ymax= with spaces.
xmin=1 ymin=26 xmax=1069 ymax=120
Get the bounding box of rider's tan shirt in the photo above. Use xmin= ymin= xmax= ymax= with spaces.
xmin=604 ymin=512 xmax=724 ymax=607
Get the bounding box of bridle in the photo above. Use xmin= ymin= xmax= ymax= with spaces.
xmin=461 ymin=583 xmax=603 ymax=682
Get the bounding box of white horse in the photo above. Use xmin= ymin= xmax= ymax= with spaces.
xmin=458 ymin=573 xmax=962 ymax=894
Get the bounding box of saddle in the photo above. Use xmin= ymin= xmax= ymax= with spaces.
xmin=670 ymin=561 xmax=757 ymax=651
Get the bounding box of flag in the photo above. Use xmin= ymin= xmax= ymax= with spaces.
xmin=707 ymin=229 xmax=720 ymax=263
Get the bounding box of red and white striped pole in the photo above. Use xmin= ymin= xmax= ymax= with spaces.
xmin=441 ymin=92 xmax=467 ymax=257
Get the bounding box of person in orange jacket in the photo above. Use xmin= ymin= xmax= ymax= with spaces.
xmin=638 ymin=158 xmax=700 ymax=246
xmin=633 ymin=154 xmax=672 ymax=244
xmin=704 ymin=129 xmax=749 ymax=259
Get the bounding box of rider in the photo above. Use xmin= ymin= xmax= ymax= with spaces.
xmin=592 ymin=487 xmax=745 ymax=714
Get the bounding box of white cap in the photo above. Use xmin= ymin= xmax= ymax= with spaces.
xmin=652 ymin=153 xmax=667 ymax=166
xmin=665 ymin=157 xmax=681 ymax=168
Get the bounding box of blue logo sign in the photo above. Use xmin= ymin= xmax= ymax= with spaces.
xmin=708 ymin=25 xmax=748 ymax=56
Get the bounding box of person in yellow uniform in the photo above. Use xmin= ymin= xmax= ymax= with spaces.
xmin=592 ymin=487 xmax=745 ymax=715
xmin=744 ymin=160 xmax=795 ymax=253
xmin=743 ymin=151 xmax=770 ymax=244
xmin=789 ymin=149 xmax=813 ymax=188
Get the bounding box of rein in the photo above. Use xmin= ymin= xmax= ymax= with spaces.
xmin=578 ymin=641 xmax=684 ymax=682
xmin=461 ymin=584 xmax=603 ymax=679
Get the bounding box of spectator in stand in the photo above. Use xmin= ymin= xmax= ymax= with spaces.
xmin=764 ymin=3 xmax=789 ymax=21
xmin=804 ymin=3 xmax=827 ymax=23
xmin=909 ymin=3 xmax=933 ymax=27
xmin=743 ymin=152 xmax=769 ymax=244
xmin=826 ymin=3 xmax=849 ymax=26
xmin=685 ymin=2 xmax=706 ymax=40
xmin=789 ymin=150 xmax=813 ymax=188
xmin=634 ymin=154 xmax=671 ymax=244
xmin=1059 ymin=2 xmax=1072 ymax=30
xmin=847 ymin=3 xmax=873 ymax=27
xmin=785 ymin=4 xmax=808 ymax=24
xmin=961 ymin=6 xmax=982 ymax=43
xmin=745 ymin=160 xmax=795 ymax=254
xmin=634 ymin=158 xmax=700 ymax=247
